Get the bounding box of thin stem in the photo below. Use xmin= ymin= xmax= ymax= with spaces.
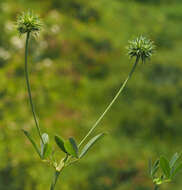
xmin=50 ymin=171 xmax=60 ymax=190
xmin=25 ymin=32 xmax=43 ymax=143
xmin=78 ymin=56 xmax=140 ymax=147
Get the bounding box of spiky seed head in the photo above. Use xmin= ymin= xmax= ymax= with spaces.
xmin=16 ymin=11 xmax=42 ymax=35
xmin=127 ymin=36 xmax=155 ymax=64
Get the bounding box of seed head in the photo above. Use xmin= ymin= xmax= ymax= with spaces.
xmin=16 ymin=11 xmax=42 ymax=35
xmin=127 ymin=36 xmax=155 ymax=64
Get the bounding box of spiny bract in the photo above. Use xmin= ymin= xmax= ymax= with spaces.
xmin=127 ymin=36 xmax=155 ymax=64
xmin=17 ymin=11 xmax=42 ymax=35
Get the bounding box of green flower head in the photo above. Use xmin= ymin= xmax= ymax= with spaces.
xmin=17 ymin=11 xmax=42 ymax=35
xmin=127 ymin=36 xmax=155 ymax=64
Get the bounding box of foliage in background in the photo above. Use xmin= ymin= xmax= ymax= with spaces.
xmin=0 ymin=0 xmax=182 ymax=190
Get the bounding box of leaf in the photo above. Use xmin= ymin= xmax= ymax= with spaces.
xmin=151 ymin=160 xmax=159 ymax=178
xmin=153 ymin=159 xmax=160 ymax=168
xmin=64 ymin=137 xmax=78 ymax=158
xmin=40 ymin=133 xmax=51 ymax=159
xmin=79 ymin=133 xmax=105 ymax=159
xmin=41 ymin=143 xmax=47 ymax=158
xmin=22 ymin=129 xmax=41 ymax=158
xmin=160 ymin=156 xmax=171 ymax=178
xmin=42 ymin=133 xmax=49 ymax=144
xmin=42 ymin=143 xmax=52 ymax=159
xmin=55 ymin=135 xmax=67 ymax=154
xmin=170 ymin=152 xmax=180 ymax=169
xmin=171 ymin=162 xmax=182 ymax=178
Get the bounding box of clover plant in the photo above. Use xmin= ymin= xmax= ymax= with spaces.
xmin=17 ymin=11 xmax=180 ymax=190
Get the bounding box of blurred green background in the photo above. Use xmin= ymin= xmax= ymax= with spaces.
xmin=0 ymin=0 xmax=182 ymax=189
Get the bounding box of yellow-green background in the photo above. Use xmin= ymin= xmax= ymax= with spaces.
xmin=0 ymin=0 xmax=182 ymax=189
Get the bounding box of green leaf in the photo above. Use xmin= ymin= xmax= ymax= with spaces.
xmin=64 ymin=137 xmax=78 ymax=158
xmin=171 ymin=162 xmax=182 ymax=178
xmin=22 ymin=129 xmax=41 ymax=158
xmin=151 ymin=160 xmax=159 ymax=178
xmin=79 ymin=133 xmax=105 ymax=159
xmin=160 ymin=156 xmax=171 ymax=178
xmin=170 ymin=152 xmax=180 ymax=169
xmin=41 ymin=133 xmax=51 ymax=159
xmin=153 ymin=159 xmax=160 ymax=168
xmin=41 ymin=143 xmax=52 ymax=159
xmin=55 ymin=135 xmax=67 ymax=154
xmin=41 ymin=143 xmax=47 ymax=158
xmin=42 ymin=133 xmax=49 ymax=144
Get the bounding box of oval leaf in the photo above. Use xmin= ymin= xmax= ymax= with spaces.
xmin=22 ymin=129 xmax=41 ymax=158
xmin=79 ymin=133 xmax=105 ymax=159
xmin=160 ymin=156 xmax=170 ymax=178
xmin=64 ymin=137 xmax=78 ymax=158
xmin=55 ymin=135 xmax=67 ymax=154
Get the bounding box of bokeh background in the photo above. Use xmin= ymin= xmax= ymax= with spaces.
xmin=0 ymin=0 xmax=182 ymax=189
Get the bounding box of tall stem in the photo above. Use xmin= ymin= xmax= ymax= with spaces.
xmin=25 ymin=32 xmax=43 ymax=143
xmin=79 ymin=56 xmax=140 ymax=147
xmin=50 ymin=171 xmax=60 ymax=190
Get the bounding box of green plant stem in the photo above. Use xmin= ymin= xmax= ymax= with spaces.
xmin=25 ymin=32 xmax=43 ymax=143
xmin=78 ymin=56 xmax=140 ymax=147
xmin=50 ymin=171 xmax=60 ymax=190
xmin=154 ymin=185 xmax=159 ymax=190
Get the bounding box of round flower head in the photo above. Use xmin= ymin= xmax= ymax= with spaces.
xmin=17 ymin=11 xmax=42 ymax=35
xmin=127 ymin=36 xmax=155 ymax=64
